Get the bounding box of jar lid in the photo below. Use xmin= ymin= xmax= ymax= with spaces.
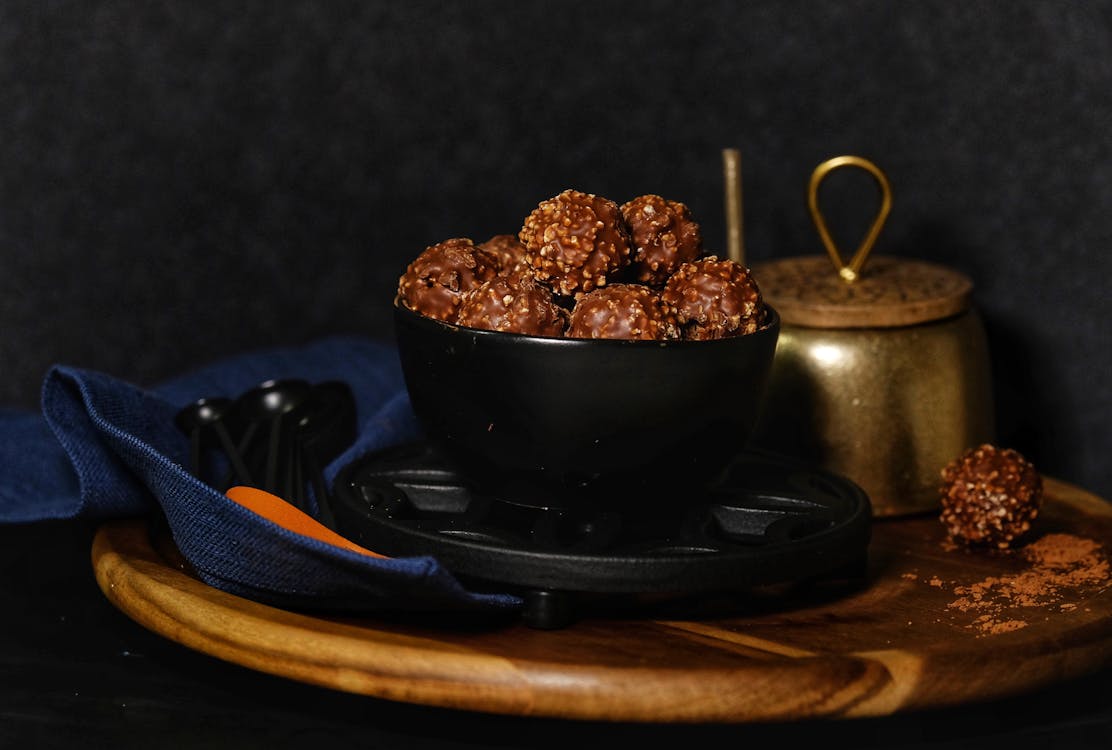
xmin=752 ymin=254 xmax=973 ymax=328
xmin=748 ymin=155 xmax=973 ymax=329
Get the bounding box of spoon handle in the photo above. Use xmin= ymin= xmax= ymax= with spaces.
xmin=264 ymin=416 xmax=283 ymax=495
xmin=226 ymin=485 xmax=386 ymax=558
xmin=222 ymin=421 xmax=259 ymax=491
xmin=302 ymin=445 xmax=336 ymax=529
xmin=187 ymin=428 xmax=202 ymax=478
xmin=213 ymin=423 xmax=253 ymax=487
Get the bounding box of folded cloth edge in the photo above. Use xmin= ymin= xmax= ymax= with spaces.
xmin=24 ymin=338 xmax=522 ymax=613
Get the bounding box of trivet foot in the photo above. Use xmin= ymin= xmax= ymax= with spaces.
xmin=522 ymin=589 xmax=576 ymax=629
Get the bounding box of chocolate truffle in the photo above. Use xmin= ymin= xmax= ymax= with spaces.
xmin=939 ymin=443 xmax=1044 ymax=549
xmin=620 ymin=194 xmax=704 ymax=287
xmin=455 ymin=273 xmax=568 ymax=337
xmin=660 ymin=256 xmax=763 ymax=340
xmin=396 ymin=238 xmax=499 ymax=321
xmin=518 ymin=189 xmax=633 ymax=297
xmin=478 ymin=233 xmax=530 ymax=276
xmin=567 ymin=284 xmax=679 ymax=340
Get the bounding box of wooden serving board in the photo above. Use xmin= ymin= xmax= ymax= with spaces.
xmin=92 ymin=477 xmax=1112 ymax=724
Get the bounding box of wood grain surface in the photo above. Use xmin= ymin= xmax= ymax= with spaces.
xmin=752 ymin=255 xmax=974 ymax=328
xmin=92 ymin=477 xmax=1112 ymax=724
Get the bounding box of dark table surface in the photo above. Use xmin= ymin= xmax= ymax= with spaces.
xmin=4 ymin=519 xmax=1112 ymax=750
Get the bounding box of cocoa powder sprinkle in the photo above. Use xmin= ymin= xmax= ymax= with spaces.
xmin=939 ymin=533 xmax=1111 ymax=636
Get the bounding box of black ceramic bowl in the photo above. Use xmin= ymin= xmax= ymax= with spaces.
xmin=393 ymin=302 xmax=781 ymax=502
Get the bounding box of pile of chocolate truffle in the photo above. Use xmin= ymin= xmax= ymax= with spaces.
xmin=395 ymin=189 xmax=766 ymax=340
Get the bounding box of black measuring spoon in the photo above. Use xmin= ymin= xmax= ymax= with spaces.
xmin=174 ymin=396 xmax=254 ymax=485
xmin=294 ymin=381 xmax=357 ymax=527
xmin=232 ymin=379 xmax=313 ymax=504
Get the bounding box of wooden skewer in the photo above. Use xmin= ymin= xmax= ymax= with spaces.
xmin=722 ymin=148 xmax=745 ymax=266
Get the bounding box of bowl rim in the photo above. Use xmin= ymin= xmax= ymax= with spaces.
xmin=394 ymin=302 xmax=780 ymax=348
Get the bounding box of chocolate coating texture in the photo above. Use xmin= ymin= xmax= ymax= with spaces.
xmin=519 ymin=189 xmax=633 ymax=297
xmin=396 ymin=238 xmax=499 ymax=321
xmin=661 ymin=256 xmax=763 ymax=340
xmin=939 ymin=443 xmax=1044 ymax=549
xmin=621 ymin=194 xmax=704 ymax=287
xmin=568 ymin=283 xmax=679 ymax=340
xmin=478 ymin=234 xmax=530 ymax=276
xmin=455 ymin=274 xmax=568 ymax=337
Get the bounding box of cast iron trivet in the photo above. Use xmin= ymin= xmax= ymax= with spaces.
xmin=329 ymin=441 xmax=872 ymax=628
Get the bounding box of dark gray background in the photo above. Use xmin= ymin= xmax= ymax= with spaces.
xmin=2 ymin=0 xmax=1109 ymax=498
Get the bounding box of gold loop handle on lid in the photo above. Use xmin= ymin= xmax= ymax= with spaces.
xmin=807 ymin=155 xmax=892 ymax=283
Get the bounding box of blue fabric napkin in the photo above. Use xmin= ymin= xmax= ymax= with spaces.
xmin=0 ymin=336 xmax=523 ymax=614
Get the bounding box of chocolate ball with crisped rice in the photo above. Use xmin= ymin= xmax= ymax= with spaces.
xmin=396 ymin=238 xmax=499 ymax=321
xmin=620 ymin=194 xmax=704 ymax=287
xmin=661 ymin=256 xmax=763 ymax=340
xmin=478 ymin=233 xmax=530 ymax=277
xmin=939 ymin=443 xmax=1044 ymax=549
xmin=518 ymin=189 xmax=633 ymax=297
xmin=567 ymin=283 xmax=679 ymax=341
xmin=455 ymin=273 xmax=568 ymax=337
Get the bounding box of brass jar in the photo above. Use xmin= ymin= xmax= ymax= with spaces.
xmin=747 ymin=156 xmax=995 ymax=517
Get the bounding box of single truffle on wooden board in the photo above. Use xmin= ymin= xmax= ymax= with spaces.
xmin=518 ymin=189 xmax=633 ymax=297
xmin=660 ymin=256 xmax=764 ymax=340
xmin=396 ymin=238 xmax=499 ymax=321
xmin=567 ymin=283 xmax=679 ymax=340
xmin=620 ymin=194 xmax=704 ymax=287
xmin=455 ymin=273 xmax=569 ymax=337
xmin=939 ymin=443 xmax=1044 ymax=549
xmin=478 ymin=234 xmax=530 ymax=276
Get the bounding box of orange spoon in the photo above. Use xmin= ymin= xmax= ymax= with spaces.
xmin=225 ymin=485 xmax=388 ymax=558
